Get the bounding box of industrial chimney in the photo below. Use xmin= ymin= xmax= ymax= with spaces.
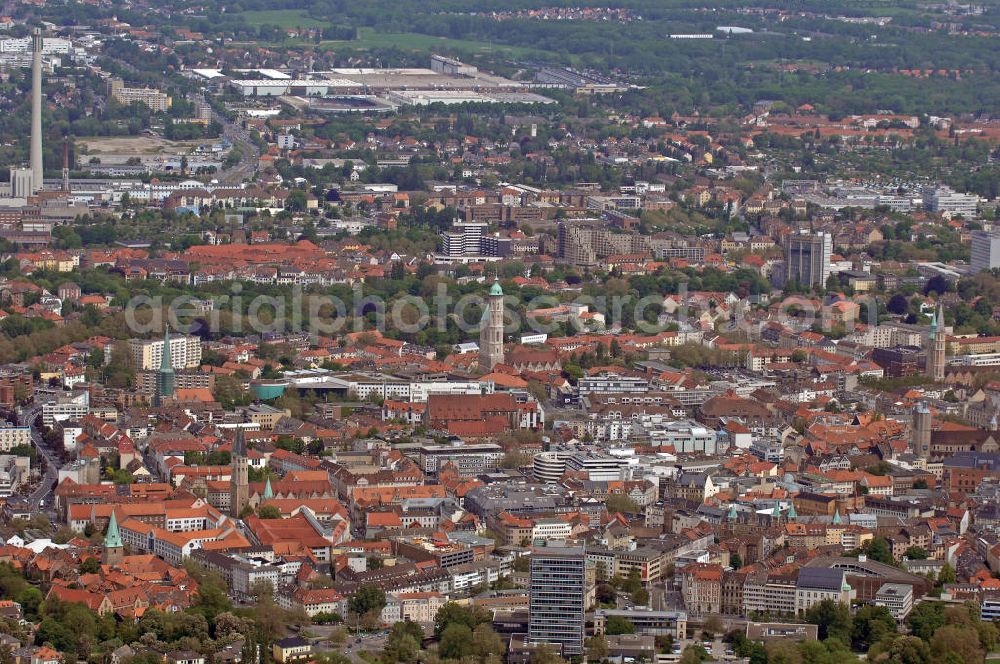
xmin=30 ymin=28 xmax=43 ymax=194
xmin=62 ymin=139 xmax=70 ymax=193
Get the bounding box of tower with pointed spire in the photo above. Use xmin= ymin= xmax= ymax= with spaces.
xmin=479 ymin=279 xmax=505 ymax=370
xmin=926 ymin=305 xmax=946 ymax=382
xmin=230 ymin=425 xmax=249 ymax=518
xmin=154 ymin=328 xmax=176 ymax=406
xmin=103 ymin=510 xmax=124 ymax=564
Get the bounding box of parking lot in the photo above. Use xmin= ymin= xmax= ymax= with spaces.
xmin=662 ymin=637 xmax=738 ymax=662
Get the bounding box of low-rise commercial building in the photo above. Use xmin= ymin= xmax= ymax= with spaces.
xmin=593 ymin=609 xmax=686 ymax=640
xmin=874 ymin=583 xmax=913 ymax=622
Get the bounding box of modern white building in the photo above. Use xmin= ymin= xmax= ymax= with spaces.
xmin=410 ymin=379 xmax=490 ymax=402
xmin=924 ymin=185 xmax=978 ymax=218
xmin=874 ymin=583 xmax=913 ymax=622
xmin=640 ymin=418 xmax=718 ymax=454
xmin=283 ymin=370 xmax=491 ymax=402
xmin=532 ymin=518 xmax=572 ymax=542
xmin=970 ymin=230 xmax=1000 ymax=273
xmin=42 ymin=392 xmax=90 ymax=426
xmin=565 ymin=452 xmax=630 ymax=481
xmin=0 ymin=424 xmax=31 ymax=452
xmin=0 ymin=37 xmax=72 ymax=54
xmin=129 ymin=335 xmax=203 ymax=371
xmin=440 ymin=222 xmax=489 ymax=257
xmin=578 ymin=373 xmax=649 ymax=396
xmin=0 ymin=455 xmax=29 ymax=497
xmin=983 ymin=594 xmax=1000 ymax=622
xmin=415 ymin=442 xmax=504 ymax=476
xmin=533 ymin=452 xmax=570 ymax=483
xmin=62 ymin=422 xmax=83 ymax=452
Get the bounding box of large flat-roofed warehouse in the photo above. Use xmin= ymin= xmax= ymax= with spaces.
xmin=386 ymin=90 xmax=556 ymax=106
xmin=327 ymin=67 xmax=528 ymax=91
xmin=229 ymin=78 xmax=361 ymax=96
xmin=224 ymin=57 xmax=555 ymax=104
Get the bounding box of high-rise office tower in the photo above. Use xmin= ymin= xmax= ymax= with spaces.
xmin=970 ymin=230 xmax=1000 ymax=274
xmin=528 ymin=545 xmax=586 ymax=657
xmin=785 ymin=230 xmax=832 ymax=289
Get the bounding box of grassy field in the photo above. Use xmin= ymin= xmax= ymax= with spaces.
xmin=227 ymin=22 xmax=555 ymax=60
xmin=323 ymin=27 xmax=546 ymax=58
xmin=237 ymin=9 xmax=327 ymax=29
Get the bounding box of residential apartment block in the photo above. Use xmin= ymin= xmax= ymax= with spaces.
xmin=129 ymin=335 xmax=203 ymax=371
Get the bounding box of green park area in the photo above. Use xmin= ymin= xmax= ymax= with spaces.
xmin=237 ymin=9 xmax=326 ymax=29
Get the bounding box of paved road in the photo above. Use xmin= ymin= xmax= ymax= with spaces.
xmin=20 ymin=405 xmax=59 ymax=512
xmin=210 ymin=103 xmax=260 ymax=185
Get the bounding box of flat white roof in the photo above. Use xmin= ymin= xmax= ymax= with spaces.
xmin=330 ymin=67 xmax=436 ymax=75
xmin=233 ymin=68 xmax=291 ymax=79
xmin=316 ymin=78 xmax=359 ymax=87
xmin=256 ymin=68 xmax=291 ymax=80
xmin=231 ymin=78 xmax=357 ymax=87
xmin=231 ymin=79 xmax=290 ymax=87
xmin=190 ymin=68 xmax=225 ymax=79
xmin=392 ymin=90 xmax=487 ymax=100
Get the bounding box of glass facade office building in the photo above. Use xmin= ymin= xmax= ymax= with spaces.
xmin=528 ymin=545 xmax=586 ymax=656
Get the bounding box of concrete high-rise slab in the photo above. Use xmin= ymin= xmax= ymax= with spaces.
xmin=529 ymin=544 xmax=586 ymax=657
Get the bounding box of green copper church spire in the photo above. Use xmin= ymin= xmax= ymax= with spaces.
xmin=105 ymin=510 xmax=122 ymax=549
xmin=155 ymin=328 xmax=175 ymax=405
xmin=102 ymin=509 xmax=124 ymax=564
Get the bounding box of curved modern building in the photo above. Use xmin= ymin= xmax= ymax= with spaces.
xmin=532 ymin=451 xmax=568 ymax=483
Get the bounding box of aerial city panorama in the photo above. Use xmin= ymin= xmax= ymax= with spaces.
xmin=0 ymin=2 xmax=995 ymax=664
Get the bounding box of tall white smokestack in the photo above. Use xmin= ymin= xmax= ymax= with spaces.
xmin=30 ymin=28 xmax=43 ymax=194
xmin=62 ymin=139 xmax=69 ymax=193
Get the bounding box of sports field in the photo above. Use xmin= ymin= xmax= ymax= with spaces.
xmin=232 ymin=13 xmax=549 ymax=59
xmin=237 ymin=10 xmax=326 ymax=29
xmin=330 ymin=27 xmax=546 ymax=58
